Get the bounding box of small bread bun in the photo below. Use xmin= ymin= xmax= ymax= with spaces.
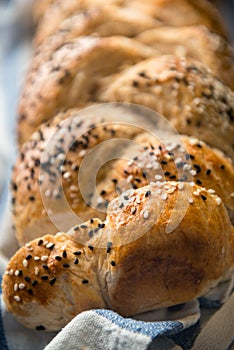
xmin=34 ymin=0 xmax=229 ymax=45
xmin=98 ymin=55 xmax=234 ymax=161
xmin=3 ymin=183 xmax=234 ymax=331
xmin=137 ymin=25 xmax=234 ymax=90
xmin=17 ymin=36 xmax=156 ymax=146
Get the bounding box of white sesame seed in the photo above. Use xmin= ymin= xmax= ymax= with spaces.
xmin=79 ymin=150 xmax=87 ymax=157
xmin=41 ymin=255 xmax=49 ymax=261
xmin=178 ymin=183 xmax=184 ymax=190
xmin=183 ymin=164 xmax=191 ymax=171
xmin=19 ymin=283 xmax=25 ymax=290
xmin=153 ymin=162 xmax=160 ymax=170
xmin=15 ymin=270 xmax=20 ymax=276
xmin=136 ymin=199 xmax=141 ymax=204
xmin=128 ymin=160 xmax=134 ymax=166
xmin=43 ymin=241 xmax=49 ymax=246
xmin=45 ymin=189 xmax=51 ymax=197
xmin=161 ymin=193 xmax=168 ymax=201
xmin=189 ymin=182 xmax=195 ymax=187
xmin=34 ymin=256 xmax=40 ymax=261
xmin=63 ymin=172 xmax=71 ymax=179
xmin=27 ymin=247 xmax=33 ymax=252
xmin=193 ymin=191 xmax=200 ymax=196
xmin=156 ymin=189 xmax=162 ymax=195
xmin=57 ymin=153 xmax=65 ymax=161
xmin=231 ymin=193 xmax=234 ymax=198
xmin=216 ymin=197 xmax=222 ymax=206
xmin=14 ymin=283 xmax=18 ymax=292
xmin=14 ymin=296 xmax=21 ymax=302
xmin=23 ymin=259 xmax=28 ymax=268
xmin=8 ymin=269 xmax=14 ymax=276
xmin=143 ymin=211 xmax=149 ymax=219
xmin=70 ymin=185 xmax=78 ymax=192
xmin=208 ymin=189 xmax=216 ymax=194
xmin=127 ymin=175 xmax=133 ymax=183
xmin=188 ymin=198 xmax=194 ymax=204
xmin=167 ymin=188 xmax=175 ymax=194
xmin=175 ymin=157 xmax=182 ymax=164
xmin=25 ymin=243 xmax=31 ymax=247
xmin=34 ymin=267 xmax=40 ymax=276
xmin=155 ymin=175 xmax=162 ymax=180
xmin=131 ymin=207 xmax=136 ymax=214
xmin=190 ymin=170 xmax=197 ymax=176
xmin=146 ymin=163 xmax=153 ymax=169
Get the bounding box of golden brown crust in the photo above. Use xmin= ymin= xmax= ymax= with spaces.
xmin=34 ymin=0 xmax=228 ymax=45
xmin=17 ymin=36 xmax=156 ymax=146
xmin=3 ymin=183 xmax=234 ymax=330
xmin=137 ymin=25 xmax=234 ymax=90
xmin=98 ymin=55 xmax=234 ymax=161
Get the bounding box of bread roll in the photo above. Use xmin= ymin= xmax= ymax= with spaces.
xmin=34 ymin=0 xmax=228 ymax=45
xmin=3 ymin=183 xmax=234 ymax=331
xmin=98 ymin=55 xmax=234 ymax=161
xmin=17 ymin=36 xmax=156 ymax=145
xmin=137 ymin=25 xmax=234 ymax=90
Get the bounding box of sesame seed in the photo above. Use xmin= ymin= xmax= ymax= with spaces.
xmin=63 ymin=251 xmax=67 ymax=258
xmin=98 ymin=223 xmax=105 ymax=229
xmin=188 ymin=198 xmax=194 ymax=204
xmin=19 ymin=283 xmax=25 ymax=290
xmin=88 ymin=245 xmax=94 ymax=251
xmin=28 ymin=289 xmax=33 ymax=295
xmin=111 ymin=261 xmax=116 ymax=267
xmin=63 ymin=264 xmax=70 ymax=268
xmin=79 ymin=150 xmax=87 ymax=157
xmin=34 ymin=267 xmax=40 ymax=276
xmin=143 ymin=211 xmax=149 ymax=219
xmin=63 ymin=172 xmax=71 ymax=179
xmin=155 ymin=175 xmax=162 ymax=180
xmin=41 ymin=276 xmax=48 ymax=280
xmin=220 ymin=165 xmax=225 ymax=170
xmin=208 ymin=189 xmax=216 ymax=194
xmin=183 ymin=164 xmax=192 ymax=171
xmin=43 ymin=265 xmax=49 ymax=270
xmin=24 ymin=276 xmax=30 ymax=282
xmin=201 ymin=195 xmax=207 ymax=201
xmin=131 ymin=207 xmax=137 ymax=215
xmin=26 ymin=254 xmax=32 ymax=260
xmin=41 ymin=255 xmax=48 ymax=262
xmin=145 ymin=191 xmax=151 ymax=198
xmin=190 ymin=170 xmax=197 ymax=176
xmin=231 ymin=193 xmax=234 ymax=198
xmin=50 ymin=278 xmax=56 ymax=286
xmin=38 ymin=239 xmax=43 ymax=246
xmin=14 ymin=270 xmax=20 ymax=276
xmin=178 ymin=183 xmax=184 ymax=190
xmin=23 ymin=259 xmax=28 ymax=267
xmin=216 ymin=197 xmax=222 ymax=206
xmin=73 ymin=251 xmax=81 ymax=256
xmin=36 ymin=326 xmax=45 ymax=331
xmin=8 ymin=269 xmax=14 ymax=276
xmin=14 ymin=296 xmax=21 ymax=302
xmin=82 ymin=279 xmax=89 ymax=284
xmin=161 ymin=193 xmax=168 ymax=201
xmin=34 ymin=256 xmax=40 ymax=261
xmin=43 ymin=241 xmax=49 ymax=247
xmin=14 ymin=283 xmax=18 ymax=292
xmin=74 ymin=258 xmax=79 ymax=265
xmin=32 ymin=281 xmax=38 ymax=287
xmin=55 ymin=256 xmax=62 ymax=261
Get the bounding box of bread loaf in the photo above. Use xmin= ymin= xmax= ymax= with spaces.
xmin=3 ymin=183 xmax=234 ymax=331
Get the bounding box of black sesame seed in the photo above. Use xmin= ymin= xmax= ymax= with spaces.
xmin=124 ymin=196 xmax=129 ymax=201
xmin=161 ymin=160 xmax=167 ymax=165
xmin=48 ymin=244 xmax=55 ymax=250
xmin=206 ymin=169 xmax=211 ymax=175
xmin=80 ymin=225 xmax=87 ymax=229
xmin=90 ymin=218 xmax=94 ymax=224
xmin=134 ymin=178 xmax=141 ymax=183
xmin=100 ymin=190 xmax=106 ymax=196
xmin=189 ymin=154 xmax=195 ymax=160
xmin=18 ymin=270 xmax=22 ymax=276
xmin=55 ymin=256 xmax=62 ymax=261
xmin=63 ymin=264 xmax=70 ymax=268
xmin=28 ymin=289 xmax=33 ymax=295
xmin=42 ymin=265 xmax=49 ymax=270
xmin=98 ymin=223 xmax=105 ymax=229
xmin=145 ymin=191 xmax=151 ymax=198
xmin=36 ymin=326 xmax=46 ymax=331
xmin=73 ymin=251 xmax=81 ymax=256
xmin=201 ymin=195 xmax=207 ymax=201
xmin=41 ymin=276 xmax=48 ymax=280
xmin=74 ymin=258 xmax=79 ymax=265
xmin=196 ymin=180 xmax=202 ymax=185
xmin=24 ymin=277 xmax=30 ymax=282
xmin=38 ymin=239 xmax=43 ymax=246
xmin=29 ymin=196 xmax=35 ymax=202
xmin=26 ymin=255 xmax=32 ymax=260
xmin=88 ymin=230 xmax=93 ymax=238
xmin=74 ymin=226 xmax=80 ymax=231
xmin=32 ymin=281 xmax=38 ymax=287
xmin=132 ymin=184 xmax=138 ymax=190
xmin=63 ymin=251 xmax=67 ymax=258
xmin=112 ymin=179 xmax=118 ymax=184
xmin=131 ymin=207 xmax=137 ymax=215
xmin=111 ymin=261 xmax=116 ymax=267
xmin=88 ymin=245 xmax=94 ymax=251
xmin=220 ymin=165 xmax=225 ymax=170
xmin=50 ymin=278 xmax=56 ymax=286
xmin=82 ymin=279 xmax=89 ymax=284
xmin=132 ymin=80 xmax=139 ymax=87
xmin=119 ymin=203 xmax=124 ymax=209
xmin=142 ymin=171 xmax=147 ymax=178
xmin=164 ymin=172 xmax=170 ymax=176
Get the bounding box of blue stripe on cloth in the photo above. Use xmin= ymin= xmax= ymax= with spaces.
xmin=95 ymin=309 xmax=184 ymax=339
xmin=0 ymin=276 xmax=9 ymax=350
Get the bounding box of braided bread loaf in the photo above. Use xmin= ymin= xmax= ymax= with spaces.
xmin=3 ymin=0 xmax=234 ymax=333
